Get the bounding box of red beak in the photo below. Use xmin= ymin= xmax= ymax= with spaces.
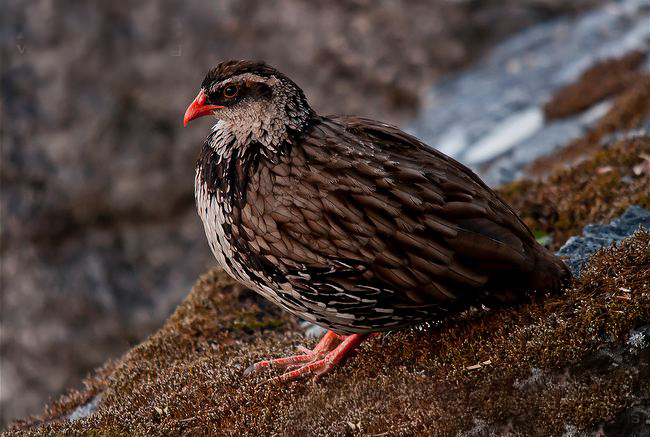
xmin=183 ymin=91 xmax=224 ymax=126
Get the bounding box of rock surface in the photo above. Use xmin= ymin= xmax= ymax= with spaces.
xmin=0 ymin=0 xmax=605 ymax=426
xmin=60 ymin=204 xmax=650 ymax=428
xmin=7 ymin=229 xmax=650 ymax=436
xmin=558 ymin=205 xmax=650 ymax=276
xmin=410 ymin=0 xmax=650 ymax=185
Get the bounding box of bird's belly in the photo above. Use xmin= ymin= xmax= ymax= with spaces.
xmin=194 ymin=175 xmax=290 ymax=308
xmin=195 ymin=177 xmax=246 ymax=280
xmin=194 ymin=171 xmax=429 ymax=334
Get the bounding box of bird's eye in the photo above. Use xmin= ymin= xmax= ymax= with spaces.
xmin=223 ymin=85 xmax=238 ymax=98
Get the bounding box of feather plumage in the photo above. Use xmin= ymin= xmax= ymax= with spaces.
xmin=191 ymin=60 xmax=571 ymax=336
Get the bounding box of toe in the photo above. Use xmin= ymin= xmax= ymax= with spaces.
xmin=244 ymin=361 xmax=269 ymax=376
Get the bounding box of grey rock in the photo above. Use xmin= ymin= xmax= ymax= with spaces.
xmin=67 ymin=394 xmax=102 ymax=422
xmin=300 ymin=321 xmax=328 ymax=339
xmin=410 ymin=0 xmax=650 ymax=186
xmin=557 ymin=205 xmax=650 ymax=276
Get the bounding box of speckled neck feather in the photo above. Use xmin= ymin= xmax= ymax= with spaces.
xmin=201 ymin=60 xmax=314 ymax=157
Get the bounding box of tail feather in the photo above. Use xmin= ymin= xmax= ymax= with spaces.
xmin=530 ymin=247 xmax=572 ymax=293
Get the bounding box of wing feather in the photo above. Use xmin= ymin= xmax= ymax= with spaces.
xmin=239 ymin=115 xmax=546 ymax=312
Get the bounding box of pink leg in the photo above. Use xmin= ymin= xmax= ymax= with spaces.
xmin=244 ymin=330 xmax=341 ymax=376
xmin=268 ymin=333 xmax=368 ymax=383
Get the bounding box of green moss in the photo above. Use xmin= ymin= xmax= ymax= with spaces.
xmin=231 ymin=311 xmax=287 ymax=332
xmin=533 ymin=230 xmax=552 ymax=246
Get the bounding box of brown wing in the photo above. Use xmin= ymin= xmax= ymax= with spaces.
xmin=240 ymin=115 xmax=560 ymax=315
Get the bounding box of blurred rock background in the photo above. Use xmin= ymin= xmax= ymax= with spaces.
xmin=0 ymin=0 xmax=604 ymax=427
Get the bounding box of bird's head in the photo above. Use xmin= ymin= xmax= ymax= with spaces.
xmin=184 ymin=60 xmax=314 ymax=150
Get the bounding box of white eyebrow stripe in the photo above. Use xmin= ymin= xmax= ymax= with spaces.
xmin=211 ymin=73 xmax=274 ymax=92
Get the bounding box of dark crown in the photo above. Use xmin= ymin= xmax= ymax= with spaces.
xmin=202 ymin=60 xmax=280 ymax=88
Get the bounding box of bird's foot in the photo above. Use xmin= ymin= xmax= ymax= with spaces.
xmin=244 ymin=331 xmax=368 ymax=383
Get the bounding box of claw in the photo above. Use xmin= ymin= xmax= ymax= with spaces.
xmin=296 ymin=345 xmax=312 ymax=354
xmin=245 ymin=331 xmax=368 ymax=382
xmin=244 ymin=352 xmax=315 ymax=375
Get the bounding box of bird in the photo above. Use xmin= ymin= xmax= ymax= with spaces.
xmin=183 ymin=60 xmax=571 ymax=383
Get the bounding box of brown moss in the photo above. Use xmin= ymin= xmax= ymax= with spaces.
xmin=6 ymin=230 xmax=649 ymax=437
xmin=544 ymin=50 xmax=647 ymax=120
xmin=528 ymin=72 xmax=650 ymax=177
xmin=499 ymin=135 xmax=650 ymax=249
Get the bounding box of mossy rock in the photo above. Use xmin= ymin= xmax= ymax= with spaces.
xmin=7 ymin=229 xmax=649 ymax=436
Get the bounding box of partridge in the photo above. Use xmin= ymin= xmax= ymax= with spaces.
xmin=183 ymin=60 xmax=570 ymax=382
